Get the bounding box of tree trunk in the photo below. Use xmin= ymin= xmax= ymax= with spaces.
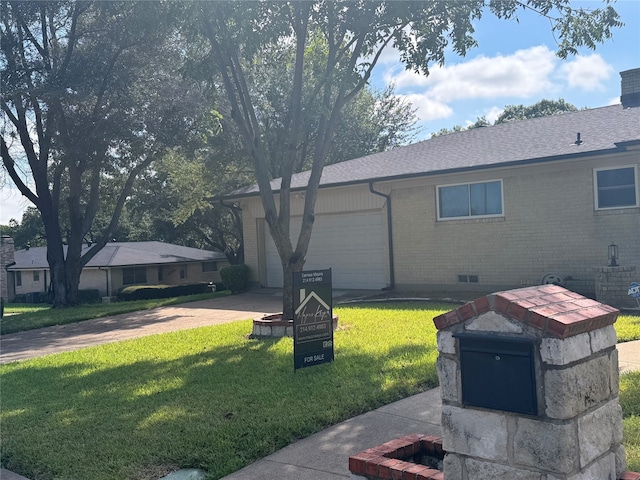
xmin=47 ymin=248 xmax=67 ymax=307
xmin=40 ymin=207 xmax=67 ymax=307
xmin=64 ymin=258 xmax=83 ymax=306
xmin=281 ymin=256 xmax=304 ymax=320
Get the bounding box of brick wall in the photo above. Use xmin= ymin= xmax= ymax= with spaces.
xmin=621 ymin=68 xmax=640 ymax=107
xmin=595 ymin=266 xmax=638 ymax=309
xmin=1 ymin=236 xmax=15 ymax=301
xmin=391 ymin=152 xmax=639 ymax=294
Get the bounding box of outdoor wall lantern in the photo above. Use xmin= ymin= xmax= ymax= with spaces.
xmin=608 ymin=243 xmax=619 ymax=267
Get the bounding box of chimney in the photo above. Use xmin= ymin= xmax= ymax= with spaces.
xmin=1 ymin=235 xmax=16 ymax=302
xmin=620 ymin=67 xmax=640 ymax=108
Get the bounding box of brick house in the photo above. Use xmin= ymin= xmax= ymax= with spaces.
xmin=225 ymin=69 xmax=640 ymax=303
xmin=1 ymin=240 xmax=228 ymax=301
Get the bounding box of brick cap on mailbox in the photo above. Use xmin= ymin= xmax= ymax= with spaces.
xmin=433 ymin=285 xmax=619 ymax=339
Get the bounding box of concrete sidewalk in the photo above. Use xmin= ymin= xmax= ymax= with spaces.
xmin=220 ymin=388 xmax=443 ymax=480
xmin=617 ymin=339 xmax=640 ymax=373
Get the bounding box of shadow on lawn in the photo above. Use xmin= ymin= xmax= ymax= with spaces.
xmin=0 ymin=328 xmax=438 ymax=480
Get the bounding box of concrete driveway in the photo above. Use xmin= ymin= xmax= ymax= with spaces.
xmin=0 ymin=292 xmax=284 ymax=364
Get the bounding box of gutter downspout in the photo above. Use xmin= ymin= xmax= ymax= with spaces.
xmin=99 ymin=267 xmax=109 ymax=297
xmin=368 ymin=182 xmax=395 ymax=290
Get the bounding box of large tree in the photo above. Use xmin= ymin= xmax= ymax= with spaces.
xmin=1 ymin=1 xmax=213 ymax=306
xmin=124 ymin=81 xmax=418 ymax=264
xmin=495 ymin=98 xmax=578 ymax=124
xmin=432 ymin=99 xmax=578 ymax=137
xmin=198 ymin=1 xmax=621 ymax=319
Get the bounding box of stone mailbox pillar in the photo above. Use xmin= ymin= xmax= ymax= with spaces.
xmin=434 ymin=285 xmax=625 ymax=479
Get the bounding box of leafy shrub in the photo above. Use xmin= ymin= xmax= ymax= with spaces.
xmin=13 ymin=294 xmax=26 ymax=303
xmin=118 ymin=283 xmax=211 ymax=301
xmin=78 ymin=289 xmax=101 ymax=304
xmin=220 ymin=264 xmax=250 ymax=293
xmin=13 ymin=292 xmax=47 ymax=304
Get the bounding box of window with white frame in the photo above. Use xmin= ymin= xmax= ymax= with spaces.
xmin=594 ymin=166 xmax=638 ymax=209
xmin=437 ymin=180 xmax=503 ymax=220
xmin=33 ymin=271 xmax=40 ymax=282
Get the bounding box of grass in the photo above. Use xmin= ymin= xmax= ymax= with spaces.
xmin=615 ymin=312 xmax=640 ymax=342
xmin=0 ymin=291 xmax=232 ymax=335
xmin=1 ymin=300 xmax=639 ymax=479
xmin=621 ymin=371 xmax=640 ymax=472
xmin=0 ymin=302 xmax=450 ymax=480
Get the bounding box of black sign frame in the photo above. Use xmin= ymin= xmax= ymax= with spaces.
xmin=293 ymin=269 xmax=334 ymax=370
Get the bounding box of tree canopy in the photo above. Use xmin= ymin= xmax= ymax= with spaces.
xmin=1 ymin=0 xmax=622 ymax=312
xmin=431 ymin=98 xmax=579 ymax=137
xmin=1 ymin=1 xmax=214 ymax=305
xmin=197 ymin=0 xmax=621 ymax=318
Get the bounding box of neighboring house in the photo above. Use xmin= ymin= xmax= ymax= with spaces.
xmin=1 ymin=240 xmax=228 ymax=301
xmin=225 ymin=68 xmax=640 ymax=299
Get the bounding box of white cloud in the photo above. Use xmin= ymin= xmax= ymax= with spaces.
xmin=559 ymin=54 xmax=614 ymax=91
xmin=386 ymin=45 xmax=558 ymax=102
xmin=484 ymin=106 xmax=505 ymax=124
xmin=401 ymin=93 xmax=453 ymax=121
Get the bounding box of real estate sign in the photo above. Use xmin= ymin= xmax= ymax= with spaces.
xmin=293 ymin=269 xmax=333 ymax=370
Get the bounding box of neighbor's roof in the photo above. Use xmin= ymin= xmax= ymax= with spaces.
xmin=226 ymin=104 xmax=640 ymax=199
xmin=8 ymin=241 xmax=226 ymax=270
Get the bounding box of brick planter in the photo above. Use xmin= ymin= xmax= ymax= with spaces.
xmin=251 ymin=313 xmax=338 ymax=338
xmin=349 ymin=434 xmax=444 ymax=480
xmin=349 ymin=434 xmax=640 ymax=480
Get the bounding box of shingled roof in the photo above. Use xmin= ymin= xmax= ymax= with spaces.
xmin=226 ymin=104 xmax=640 ymax=199
xmin=8 ymin=242 xmax=226 ymax=270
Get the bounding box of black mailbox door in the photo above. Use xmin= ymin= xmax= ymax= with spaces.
xmin=455 ymin=334 xmax=537 ymax=416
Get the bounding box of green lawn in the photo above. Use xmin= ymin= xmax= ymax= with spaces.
xmin=1 ymin=301 xmax=639 ymax=479
xmin=615 ymin=312 xmax=640 ymax=342
xmin=621 ymin=371 xmax=640 ymax=472
xmin=0 ymin=302 xmax=448 ymax=480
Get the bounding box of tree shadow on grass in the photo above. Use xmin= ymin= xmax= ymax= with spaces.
xmin=0 ymin=326 xmax=438 ymax=480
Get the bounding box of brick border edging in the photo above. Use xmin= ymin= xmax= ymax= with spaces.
xmin=348 ymin=434 xmax=640 ymax=480
xmin=348 ymin=434 xmax=444 ymax=480
xmin=621 ymin=474 xmax=640 ymax=480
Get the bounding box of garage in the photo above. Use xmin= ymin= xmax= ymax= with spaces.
xmin=264 ymin=210 xmax=387 ymax=290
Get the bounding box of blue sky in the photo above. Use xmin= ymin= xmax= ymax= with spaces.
xmin=371 ymin=0 xmax=640 ymax=138
xmin=1 ymin=0 xmax=639 ymax=224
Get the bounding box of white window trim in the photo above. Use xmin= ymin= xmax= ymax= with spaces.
xmin=593 ymin=164 xmax=639 ymax=211
xmin=436 ymin=179 xmax=505 ymax=221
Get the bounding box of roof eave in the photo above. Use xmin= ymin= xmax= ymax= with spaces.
xmin=221 ymin=144 xmax=634 ymax=201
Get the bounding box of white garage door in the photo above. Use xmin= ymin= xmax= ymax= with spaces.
xmin=264 ymin=211 xmax=387 ymax=290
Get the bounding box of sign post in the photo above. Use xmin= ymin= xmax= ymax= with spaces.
xmin=629 ymin=282 xmax=640 ymax=308
xmin=293 ymin=269 xmax=334 ymax=370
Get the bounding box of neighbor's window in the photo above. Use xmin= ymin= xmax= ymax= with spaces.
xmin=594 ymin=166 xmax=638 ymax=209
xmin=16 ymin=271 xmax=22 ymax=287
xmin=33 ymin=271 xmax=40 ymax=282
xmin=179 ymin=265 xmax=187 ymax=280
xmin=202 ymin=261 xmax=218 ymax=272
xmin=438 ymin=180 xmax=503 ymax=219
xmin=122 ymin=267 xmax=147 ymax=285
xmin=158 ymin=266 xmax=163 ymax=282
